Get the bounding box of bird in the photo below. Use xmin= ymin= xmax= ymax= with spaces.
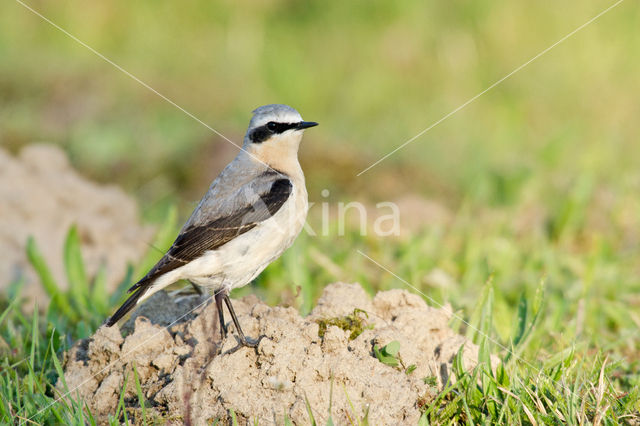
xmin=105 ymin=104 xmax=317 ymax=347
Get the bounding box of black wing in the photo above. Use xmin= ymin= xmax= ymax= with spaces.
xmin=105 ymin=177 xmax=292 ymax=326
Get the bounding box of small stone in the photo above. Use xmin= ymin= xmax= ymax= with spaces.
xmin=153 ymin=352 xmax=178 ymax=372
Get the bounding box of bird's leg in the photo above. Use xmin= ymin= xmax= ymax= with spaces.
xmin=223 ymin=294 xmax=259 ymax=348
xmin=214 ymin=290 xmax=227 ymax=341
xmin=189 ymin=280 xmax=204 ymax=295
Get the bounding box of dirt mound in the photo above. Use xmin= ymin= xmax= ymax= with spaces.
xmin=0 ymin=144 xmax=152 ymax=304
xmin=62 ymin=283 xmax=486 ymax=424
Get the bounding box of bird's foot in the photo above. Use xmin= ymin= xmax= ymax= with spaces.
xmin=235 ymin=334 xmax=261 ymax=348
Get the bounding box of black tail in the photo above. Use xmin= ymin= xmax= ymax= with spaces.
xmin=104 ymin=285 xmax=148 ymax=327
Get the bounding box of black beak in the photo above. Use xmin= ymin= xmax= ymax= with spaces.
xmin=296 ymin=121 xmax=319 ymax=130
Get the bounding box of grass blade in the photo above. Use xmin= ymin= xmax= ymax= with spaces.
xmin=28 ymin=306 xmax=39 ymax=394
xmin=64 ymin=225 xmax=89 ymax=311
xmin=26 ymin=237 xmax=76 ymax=321
xmin=90 ymin=263 xmax=109 ymax=315
xmin=229 ymin=408 xmax=239 ymax=426
xmin=132 ymin=362 xmax=147 ymax=424
xmin=304 ymin=392 xmax=317 ymax=426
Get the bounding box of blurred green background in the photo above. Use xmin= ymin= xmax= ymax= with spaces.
xmin=3 ymin=1 xmax=638 ymax=208
xmin=2 ymin=0 xmax=640 ymax=422
xmin=2 ymin=0 xmax=640 ymax=368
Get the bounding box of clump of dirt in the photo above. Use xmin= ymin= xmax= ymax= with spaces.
xmin=61 ymin=283 xmax=487 ymax=424
xmin=0 ymin=144 xmax=152 ymax=304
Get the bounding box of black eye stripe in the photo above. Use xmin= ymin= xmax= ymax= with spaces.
xmin=269 ymin=122 xmax=298 ymax=133
xmin=250 ymin=127 xmax=271 ymax=143
xmin=250 ymin=122 xmax=299 ymax=143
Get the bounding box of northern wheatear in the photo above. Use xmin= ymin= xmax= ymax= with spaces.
xmin=106 ymin=104 xmax=317 ymax=347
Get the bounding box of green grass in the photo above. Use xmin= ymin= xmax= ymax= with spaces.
xmin=0 ymin=211 xmax=178 ymax=424
xmin=2 ymin=1 xmax=640 ymax=206
xmin=2 ymin=194 xmax=639 ymax=423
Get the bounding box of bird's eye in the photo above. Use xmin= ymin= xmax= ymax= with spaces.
xmin=267 ymin=122 xmax=277 ymax=131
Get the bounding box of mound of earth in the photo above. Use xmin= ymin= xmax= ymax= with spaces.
xmin=61 ymin=283 xmax=487 ymax=424
xmin=0 ymin=144 xmax=152 ymax=304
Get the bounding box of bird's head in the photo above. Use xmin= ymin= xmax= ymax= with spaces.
xmin=242 ymin=104 xmax=318 ymax=168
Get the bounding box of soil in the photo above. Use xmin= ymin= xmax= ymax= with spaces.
xmin=0 ymin=144 xmax=152 ymax=304
xmin=62 ymin=282 xmax=489 ymax=425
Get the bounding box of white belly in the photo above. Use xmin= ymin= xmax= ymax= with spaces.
xmin=178 ymin=182 xmax=308 ymax=292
